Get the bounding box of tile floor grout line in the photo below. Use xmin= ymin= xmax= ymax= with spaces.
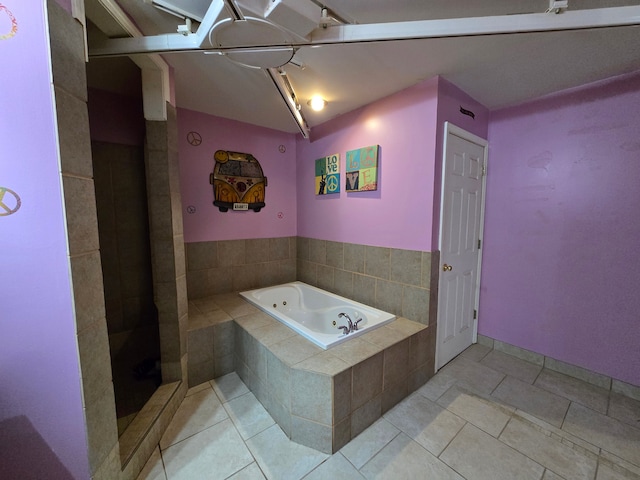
xmin=558 ymin=399 xmax=572 ymax=430
xmin=236 ymin=427 xmax=265 ymax=480
xmin=436 ymin=418 xmax=468 ymax=461
xmin=531 ymin=364 xmax=544 ymax=386
xmin=495 ymin=411 xmax=515 ymax=440
xmin=159 ymin=414 xmax=231 ymax=453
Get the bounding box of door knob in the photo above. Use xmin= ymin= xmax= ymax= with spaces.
xmin=442 ymin=264 xmax=453 ymax=272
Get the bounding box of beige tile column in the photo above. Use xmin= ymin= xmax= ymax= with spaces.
xmin=47 ymin=1 xmax=120 ymax=478
xmin=145 ymin=104 xmax=188 ymax=384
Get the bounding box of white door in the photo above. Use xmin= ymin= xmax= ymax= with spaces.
xmin=436 ymin=122 xmax=488 ymax=370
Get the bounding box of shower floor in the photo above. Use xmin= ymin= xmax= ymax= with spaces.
xmin=110 ymin=326 xmax=161 ymax=435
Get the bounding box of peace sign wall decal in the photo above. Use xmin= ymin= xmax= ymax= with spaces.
xmin=0 ymin=4 xmax=18 ymax=41
xmin=0 ymin=186 xmax=22 ymax=216
xmin=186 ymin=131 xmax=202 ymax=146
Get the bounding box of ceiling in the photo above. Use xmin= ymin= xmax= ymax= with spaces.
xmin=85 ymin=0 xmax=640 ymax=136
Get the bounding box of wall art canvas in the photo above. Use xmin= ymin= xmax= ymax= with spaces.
xmin=315 ymin=153 xmax=340 ymax=195
xmin=346 ymin=145 xmax=379 ymax=192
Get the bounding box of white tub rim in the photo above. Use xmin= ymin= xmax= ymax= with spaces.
xmin=239 ymin=281 xmax=396 ymax=349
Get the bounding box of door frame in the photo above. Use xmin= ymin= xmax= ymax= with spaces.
xmin=435 ymin=122 xmax=489 ymax=370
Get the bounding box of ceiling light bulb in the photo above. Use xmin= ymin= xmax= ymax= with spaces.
xmin=308 ymin=96 xmax=327 ymax=111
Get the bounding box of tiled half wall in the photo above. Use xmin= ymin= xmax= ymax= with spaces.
xmin=186 ymin=237 xmax=438 ymax=327
xmin=297 ymin=237 xmax=438 ymax=326
xmin=186 ymin=237 xmax=297 ymax=298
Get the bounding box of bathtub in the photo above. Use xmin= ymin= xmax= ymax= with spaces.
xmin=239 ymin=282 xmax=396 ymax=349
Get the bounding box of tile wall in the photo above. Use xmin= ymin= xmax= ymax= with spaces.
xmin=92 ymin=141 xmax=160 ymax=431
xmin=297 ymin=237 xmax=438 ymax=326
xmin=186 ymin=295 xmax=239 ymax=387
xmin=184 ymin=237 xmax=440 ymax=396
xmin=92 ymin=142 xmax=157 ymax=345
xmin=145 ymin=106 xmax=189 ymax=385
xmin=185 ymin=237 xmax=297 ymax=298
xmin=50 ymin=3 xmax=189 ymax=478
xmin=48 ymin=2 xmax=117 ymax=477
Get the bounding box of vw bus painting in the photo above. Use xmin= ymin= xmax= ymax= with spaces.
xmin=210 ymin=150 xmax=267 ymax=212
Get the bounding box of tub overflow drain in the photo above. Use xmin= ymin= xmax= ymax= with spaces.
xmin=283 ymin=301 xmax=287 ymax=306
xmin=273 ymin=304 xmax=277 ymax=308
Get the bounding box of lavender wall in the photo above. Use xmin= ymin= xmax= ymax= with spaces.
xmin=0 ymin=1 xmax=89 ymax=478
xmin=433 ymin=77 xmax=490 ymax=246
xmin=296 ymin=78 xmax=439 ymax=251
xmin=480 ymin=71 xmax=640 ymax=386
xmin=179 ymin=108 xmax=297 ymax=242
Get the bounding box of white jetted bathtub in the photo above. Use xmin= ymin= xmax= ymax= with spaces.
xmin=240 ymin=282 xmax=396 ymax=349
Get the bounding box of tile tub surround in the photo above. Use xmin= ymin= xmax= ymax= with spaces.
xmin=186 ymin=237 xmax=297 ymax=298
xmin=185 ymin=291 xmax=434 ymax=453
xmin=233 ymin=303 xmax=435 ymax=454
xmin=296 ymin=237 xmax=438 ymax=326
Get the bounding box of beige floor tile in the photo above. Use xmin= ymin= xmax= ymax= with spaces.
xmin=596 ymin=463 xmax=640 ymax=480
xmin=211 ymin=372 xmax=250 ymax=403
xmin=535 ymin=369 xmax=610 ymax=414
xmin=437 ymin=384 xmax=512 ymax=437
xmin=608 ymin=392 xmax=640 ymax=429
xmin=246 ymin=424 xmax=329 ymax=480
xmin=136 ymin=447 xmax=166 ymax=480
xmin=360 ymin=433 xmax=463 ymax=480
xmin=303 ymin=453 xmax=365 ymax=480
xmin=185 ymin=382 xmax=211 ymax=397
xmin=480 ymin=350 xmax=542 ymax=384
xmin=159 ymin=388 xmax=228 ymax=449
xmin=598 ymin=452 xmax=640 ymax=480
xmin=228 ymin=462 xmax=267 ymax=480
xmin=514 ymin=409 xmax=601 ymax=456
xmin=440 ymin=356 xmax=505 ymax=395
xmin=563 ymin=403 xmax=640 ymax=468
xmin=383 ymin=393 xmax=466 ymax=456
xmin=459 ymin=343 xmax=492 ymax=362
xmin=542 ymin=470 xmax=566 ymax=480
xmin=440 ymin=423 xmax=545 ymax=480
xmin=500 ymin=417 xmax=597 ymax=480
xmin=340 ymin=418 xmax=400 ymax=469
xmin=223 ymin=391 xmax=275 ymax=440
xmin=417 ymin=370 xmax=459 ymax=401
xmin=162 ymin=418 xmax=253 ymax=480
xmin=492 ymin=376 xmax=570 ymax=427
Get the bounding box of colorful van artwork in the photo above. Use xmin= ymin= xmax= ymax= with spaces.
xmin=210 ymin=150 xmax=267 ymax=212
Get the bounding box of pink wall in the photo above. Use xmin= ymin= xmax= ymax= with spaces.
xmin=480 ymin=70 xmax=640 ymax=386
xmin=178 ymin=108 xmax=297 ymax=242
xmin=179 ymin=77 xmax=489 ymax=251
xmin=0 ymin=2 xmax=89 ymax=478
xmin=296 ymin=78 xmax=439 ymax=251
